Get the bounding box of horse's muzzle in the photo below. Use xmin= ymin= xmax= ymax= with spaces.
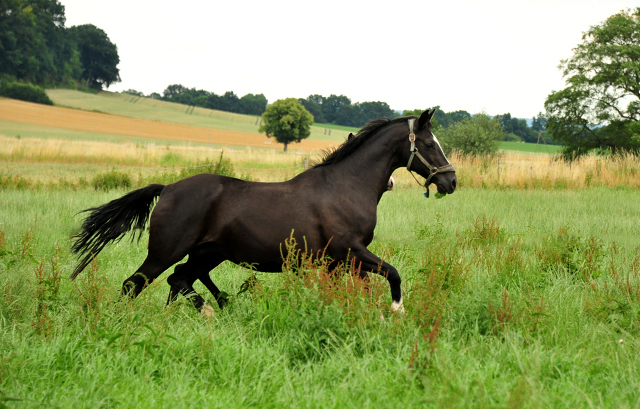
xmin=435 ymin=174 xmax=457 ymax=194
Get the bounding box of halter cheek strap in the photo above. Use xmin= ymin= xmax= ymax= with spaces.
xmin=406 ymin=118 xmax=456 ymax=197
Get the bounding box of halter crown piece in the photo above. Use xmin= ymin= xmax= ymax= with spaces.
xmin=406 ymin=118 xmax=456 ymax=198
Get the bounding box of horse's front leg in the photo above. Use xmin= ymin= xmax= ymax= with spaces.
xmin=350 ymin=247 xmax=404 ymax=313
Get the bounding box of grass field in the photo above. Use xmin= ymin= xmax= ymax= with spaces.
xmin=1 ymin=91 xmax=640 ymax=407
xmin=1 ymin=186 xmax=640 ymax=407
xmin=499 ymin=141 xmax=563 ymax=155
xmin=45 ymin=90 xmax=356 ymax=143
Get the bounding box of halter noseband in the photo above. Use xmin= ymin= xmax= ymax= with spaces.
xmin=406 ymin=118 xmax=456 ymax=197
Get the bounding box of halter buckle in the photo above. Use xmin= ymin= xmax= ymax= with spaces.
xmin=409 ymin=133 xmax=416 ymax=143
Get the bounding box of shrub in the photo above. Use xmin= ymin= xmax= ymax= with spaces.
xmin=91 ymin=170 xmax=132 ymax=191
xmin=437 ymin=112 xmax=503 ymax=156
xmin=0 ymin=81 xmax=53 ymax=105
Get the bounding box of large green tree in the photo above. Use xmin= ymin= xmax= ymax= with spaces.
xmin=68 ymin=24 xmax=120 ymax=89
xmin=544 ymin=8 xmax=640 ymax=158
xmin=259 ymin=98 xmax=314 ymax=152
xmin=0 ymin=0 xmax=80 ymax=84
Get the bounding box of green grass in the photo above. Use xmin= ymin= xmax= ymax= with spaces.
xmin=2 ymin=186 xmax=640 ymax=407
xmin=45 ymin=89 xmax=353 ymax=143
xmin=499 ymin=141 xmax=563 ymax=155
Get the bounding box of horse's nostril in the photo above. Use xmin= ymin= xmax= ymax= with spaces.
xmin=452 ymin=179 xmax=457 ymax=189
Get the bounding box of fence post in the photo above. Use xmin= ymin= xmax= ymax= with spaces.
xmin=304 ymin=157 xmax=309 ymax=171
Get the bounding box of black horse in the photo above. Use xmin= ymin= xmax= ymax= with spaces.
xmin=72 ymin=109 xmax=456 ymax=314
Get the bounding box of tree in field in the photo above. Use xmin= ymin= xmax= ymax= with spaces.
xmin=259 ymin=98 xmax=314 ymax=152
xmin=68 ymin=24 xmax=120 ymax=89
xmin=437 ymin=113 xmax=503 ymax=156
xmin=544 ymin=8 xmax=640 ymax=158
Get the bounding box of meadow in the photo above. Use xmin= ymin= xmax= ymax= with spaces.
xmin=1 ymin=93 xmax=640 ymax=407
xmin=1 ymin=134 xmax=640 ymax=407
xmin=2 ymin=180 xmax=640 ymax=407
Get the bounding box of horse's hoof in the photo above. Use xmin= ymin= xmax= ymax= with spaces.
xmin=391 ymin=299 xmax=405 ymax=315
xmin=201 ymin=304 xmax=215 ymax=318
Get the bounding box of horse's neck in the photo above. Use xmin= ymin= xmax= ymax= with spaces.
xmin=327 ymin=129 xmax=403 ymax=200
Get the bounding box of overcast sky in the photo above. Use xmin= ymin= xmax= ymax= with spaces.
xmin=60 ymin=0 xmax=638 ymax=118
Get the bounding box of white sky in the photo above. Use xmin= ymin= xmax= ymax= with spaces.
xmin=60 ymin=0 xmax=638 ymax=118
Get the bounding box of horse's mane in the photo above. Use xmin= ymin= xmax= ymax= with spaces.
xmin=312 ymin=116 xmax=414 ymax=168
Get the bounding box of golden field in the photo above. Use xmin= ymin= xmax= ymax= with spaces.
xmin=1 ymin=134 xmax=639 ymax=189
xmin=0 ymin=98 xmax=338 ymax=152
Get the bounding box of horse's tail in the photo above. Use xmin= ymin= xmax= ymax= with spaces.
xmin=70 ymin=184 xmax=165 ymax=279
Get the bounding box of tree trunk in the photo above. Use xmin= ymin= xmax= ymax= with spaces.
xmin=283 ymin=142 xmax=288 ymax=152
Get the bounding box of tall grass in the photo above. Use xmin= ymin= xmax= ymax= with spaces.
xmin=448 ymin=150 xmax=640 ymax=190
xmin=1 ymin=188 xmax=640 ymax=407
xmin=1 ymin=135 xmax=639 ymax=189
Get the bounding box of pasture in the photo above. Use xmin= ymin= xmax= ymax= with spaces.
xmin=1 ymin=95 xmax=640 ymax=407
xmin=1 ymin=182 xmax=640 ymax=407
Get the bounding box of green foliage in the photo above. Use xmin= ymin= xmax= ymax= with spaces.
xmin=403 ymin=107 xmax=472 ymax=130
xmin=90 ymin=170 xmax=131 ymax=191
xmin=259 ymin=98 xmax=314 ymax=151
xmin=536 ymin=226 xmax=606 ymax=280
xmin=0 ymin=1 xmax=116 ymax=89
xmin=545 ymin=8 xmax=640 ymax=158
xmin=503 ymin=133 xmax=522 ymax=142
xmin=298 ymin=94 xmax=397 ymax=127
xmin=495 ymin=113 xmax=537 ymax=142
xmin=0 ymin=81 xmax=53 ymax=105
xmin=68 ymin=24 xmax=120 ymax=89
xmin=437 ymin=112 xmax=504 ymax=156
xmin=122 ymin=89 xmax=144 ymax=97
xmin=161 ymin=84 xmax=268 ymax=115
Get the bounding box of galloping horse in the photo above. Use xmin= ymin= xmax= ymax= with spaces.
xmin=72 ymin=109 xmax=457 ymax=313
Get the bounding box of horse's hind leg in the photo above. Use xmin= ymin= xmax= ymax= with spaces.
xmin=121 ymin=255 xmax=182 ymax=298
xmin=166 ymin=254 xmax=225 ymax=311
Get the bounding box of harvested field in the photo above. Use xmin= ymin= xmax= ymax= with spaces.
xmin=0 ymin=98 xmax=339 ymax=152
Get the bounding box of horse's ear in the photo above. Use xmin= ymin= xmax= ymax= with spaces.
xmin=418 ymin=109 xmax=435 ymax=129
xmin=347 ymin=133 xmax=354 ymax=140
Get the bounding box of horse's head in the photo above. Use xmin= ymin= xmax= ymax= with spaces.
xmin=403 ymin=109 xmax=457 ymax=195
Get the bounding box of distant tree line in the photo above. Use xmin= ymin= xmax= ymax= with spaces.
xmin=494 ymin=112 xmax=553 ymax=144
xmin=143 ymin=84 xmax=268 ymax=116
xmin=0 ymin=0 xmax=120 ymax=90
xmin=298 ymin=94 xmax=395 ymax=127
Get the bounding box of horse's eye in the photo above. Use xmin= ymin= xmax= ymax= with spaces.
xmin=426 ymin=143 xmax=434 ymax=149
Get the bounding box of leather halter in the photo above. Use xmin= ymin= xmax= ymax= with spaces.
xmin=406 ymin=118 xmax=456 ymax=197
